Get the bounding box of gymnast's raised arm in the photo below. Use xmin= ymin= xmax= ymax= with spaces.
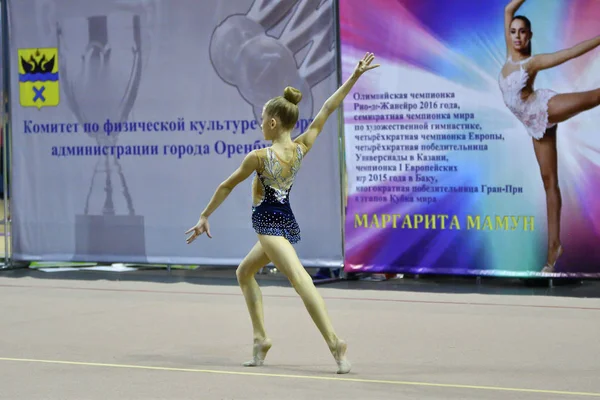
xmin=528 ymin=35 xmax=600 ymax=73
xmin=294 ymin=53 xmax=379 ymax=154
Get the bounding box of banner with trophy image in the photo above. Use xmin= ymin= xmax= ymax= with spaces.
xmin=341 ymin=0 xmax=600 ymax=277
xmin=7 ymin=0 xmax=343 ymax=266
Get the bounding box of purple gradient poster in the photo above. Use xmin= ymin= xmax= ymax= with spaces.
xmin=341 ymin=0 xmax=600 ymax=277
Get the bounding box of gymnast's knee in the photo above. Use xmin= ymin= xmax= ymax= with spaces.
xmin=236 ymin=266 xmax=252 ymax=284
xmin=540 ymin=172 xmax=558 ymax=192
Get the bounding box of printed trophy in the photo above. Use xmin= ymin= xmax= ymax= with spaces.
xmin=209 ymin=0 xmax=336 ymax=127
xmin=58 ymin=14 xmax=147 ymax=261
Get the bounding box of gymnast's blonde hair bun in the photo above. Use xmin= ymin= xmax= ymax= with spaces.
xmin=283 ymin=86 xmax=302 ymax=105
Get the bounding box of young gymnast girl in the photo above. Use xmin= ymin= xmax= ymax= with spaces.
xmin=186 ymin=53 xmax=379 ymax=373
xmin=499 ymin=0 xmax=600 ymax=272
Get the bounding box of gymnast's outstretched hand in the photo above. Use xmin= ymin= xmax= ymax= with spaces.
xmin=352 ymin=52 xmax=380 ymax=77
xmin=186 ymin=216 xmax=212 ymax=244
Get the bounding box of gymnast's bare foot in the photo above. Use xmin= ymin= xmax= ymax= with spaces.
xmin=542 ymin=243 xmax=563 ymax=273
xmin=243 ymin=338 xmax=272 ymax=367
xmin=331 ymin=338 xmax=351 ymax=374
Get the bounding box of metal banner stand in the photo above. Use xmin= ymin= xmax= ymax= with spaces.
xmin=0 ymin=0 xmax=15 ymax=270
xmin=334 ymin=0 xmax=350 ymax=283
xmin=309 ymin=0 xmax=345 ymax=285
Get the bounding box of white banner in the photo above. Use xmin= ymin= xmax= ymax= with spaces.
xmin=8 ymin=0 xmax=343 ymax=267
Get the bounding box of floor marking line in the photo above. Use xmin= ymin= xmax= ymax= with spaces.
xmin=1 ymin=283 xmax=599 ymax=311
xmin=0 ymin=357 xmax=599 ymax=397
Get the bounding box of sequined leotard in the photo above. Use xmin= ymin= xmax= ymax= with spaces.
xmin=251 ymin=142 xmax=307 ymax=244
xmin=498 ymin=55 xmax=558 ymax=139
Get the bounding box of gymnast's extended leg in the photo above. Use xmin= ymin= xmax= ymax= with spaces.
xmin=236 ymin=241 xmax=272 ymax=366
xmin=547 ymin=88 xmax=600 ymax=125
xmin=257 ymin=234 xmax=351 ymax=374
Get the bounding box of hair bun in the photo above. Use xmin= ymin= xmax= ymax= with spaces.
xmin=283 ymin=86 xmax=302 ymax=105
